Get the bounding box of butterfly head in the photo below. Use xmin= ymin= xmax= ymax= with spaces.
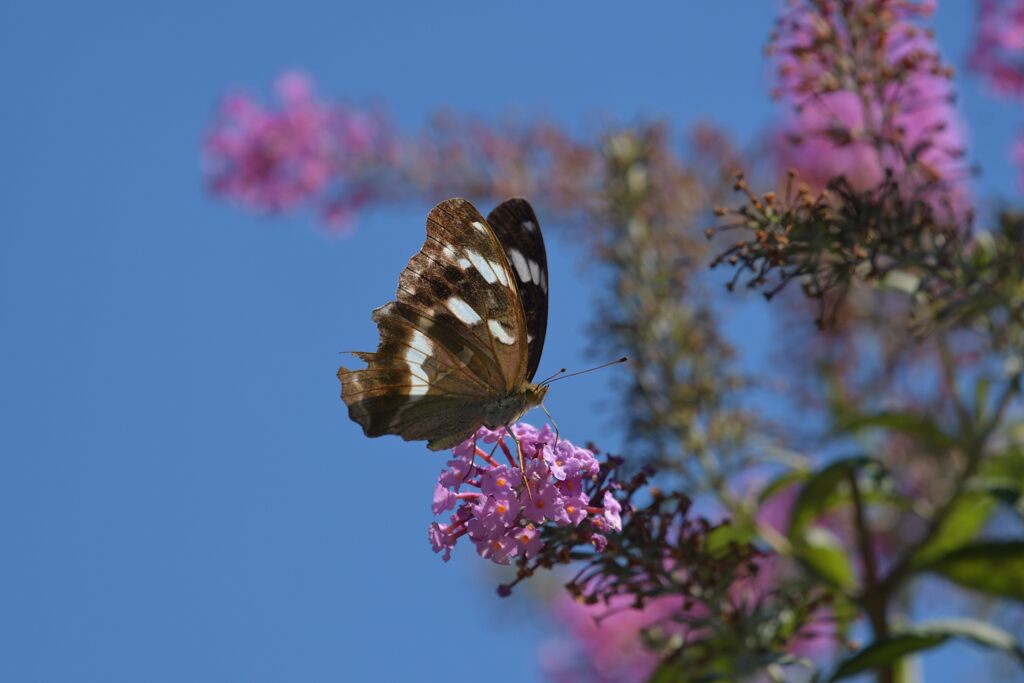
xmin=523 ymin=381 xmax=550 ymax=408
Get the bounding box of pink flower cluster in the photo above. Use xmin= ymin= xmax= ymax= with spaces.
xmin=969 ymin=0 xmax=1024 ymax=98
xmin=203 ymin=72 xmax=397 ymax=231
xmin=428 ymin=423 xmax=622 ymax=565
xmin=771 ymin=1 xmax=968 ymax=221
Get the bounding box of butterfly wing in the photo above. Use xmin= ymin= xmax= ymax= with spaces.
xmin=487 ymin=198 xmax=548 ymax=382
xmin=338 ymin=198 xmax=531 ymax=449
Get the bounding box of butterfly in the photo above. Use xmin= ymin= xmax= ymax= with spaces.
xmin=338 ymin=197 xmax=551 ymax=451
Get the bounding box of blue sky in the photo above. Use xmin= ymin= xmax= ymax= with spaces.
xmin=1 ymin=1 xmax=1020 ymax=681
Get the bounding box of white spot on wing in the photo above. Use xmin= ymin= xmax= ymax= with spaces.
xmin=409 ymin=329 xmax=432 ymax=358
xmin=443 ymin=245 xmax=457 ymax=260
xmin=490 ymin=259 xmax=509 ymax=286
xmin=540 ymin=269 xmax=548 ymax=293
xmin=523 ymin=220 xmax=536 ymax=232
xmin=488 ymin=319 xmax=516 ymax=345
xmin=446 ymin=296 xmax=482 ymax=325
xmin=528 ymin=260 xmax=541 ymax=285
xmin=457 ymin=257 xmax=471 ymax=270
xmin=508 ymin=248 xmax=532 ymax=283
xmin=465 ymin=249 xmax=497 ymax=284
xmin=472 ymin=221 xmax=488 ymax=233
xmin=405 ymin=330 xmax=432 ymax=395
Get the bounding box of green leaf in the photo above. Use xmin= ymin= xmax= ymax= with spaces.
xmin=916 ymin=618 xmax=1023 ymax=656
xmin=705 ymin=521 xmax=755 ymax=555
xmin=647 ymin=652 xmax=811 ymax=683
xmin=981 ymin=483 xmax=1024 ymax=518
xmin=828 ymin=620 xmax=1024 ymax=681
xmin=788 ymin=456 xmax=879 ymax=538
xmin=906 ymin=493 xmax=995 ymax=571
xmin=977 ymin=450 xmax=1024 ymax=518
xmin=757 ymin=469 xmax=808 ymax=504
xmin=796 ymin=528 xmax=857 ymax=591
xmin=829 ymin=633 xmax=947 ymax=681
xmin=647 ymin=659 xmax=684 ymax=683
xmin=837 ymin=411 xmax=956 ymax=452
xmin=925 ymin=541 xmax=1024 ymax=603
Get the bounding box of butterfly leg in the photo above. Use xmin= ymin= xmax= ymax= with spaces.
xmin=505 ymin=424 xmax=534 ymax=501
xmin=540 ymin=402 xmax=561 ymax=448
xmin=461 ymin=433 xmax=479 ymax=485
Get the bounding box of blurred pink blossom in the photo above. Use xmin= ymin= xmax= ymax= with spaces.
xmin=771 ymin=1 xmax=968 ymax=222
xmin=541 ymin=551 xmax=836 ymax=683
xmin=1014 ymin=134 xmax=1024 ymax=191
xmin=540 ymin=595 xmax=680 ymax=683
xmin=969 ymin=0 xmax=1024 ymax=97
xmin=203 ymin=72 xmax=396 ymax=232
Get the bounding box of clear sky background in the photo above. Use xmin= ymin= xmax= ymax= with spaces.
xmin=2 ymin=2 xmax=1021 ymax=681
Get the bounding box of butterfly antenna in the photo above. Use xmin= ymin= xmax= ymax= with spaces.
xmin=541 ymin=357 xmax=628 ymax=385
xmin=537 ymin=367 xmax=567 ymax=385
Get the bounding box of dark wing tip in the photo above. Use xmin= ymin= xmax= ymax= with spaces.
xmin=488 ymin=197 xmax=538 ymax=217
xmin=497 ymin=196 xmax=534 ymax=207
xmin=430 ymin=197 xmax=475 ymax=213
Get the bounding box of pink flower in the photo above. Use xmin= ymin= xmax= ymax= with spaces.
xmin=427 ymin=423 xmax=621 ymax=566
xmin=512 ymin=524 xmax=544 ymax=559
xmin=601 ymin=491 xmax=622 ymax=532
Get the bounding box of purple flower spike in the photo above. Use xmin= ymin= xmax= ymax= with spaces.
xmin=427 ymin=422 xmax=619 ymax=566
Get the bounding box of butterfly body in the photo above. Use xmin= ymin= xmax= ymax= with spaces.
xmin=478 ymin=382 xmax=549 ymax=431
xmin=339 ymin=197 xmax=550 ymax=451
